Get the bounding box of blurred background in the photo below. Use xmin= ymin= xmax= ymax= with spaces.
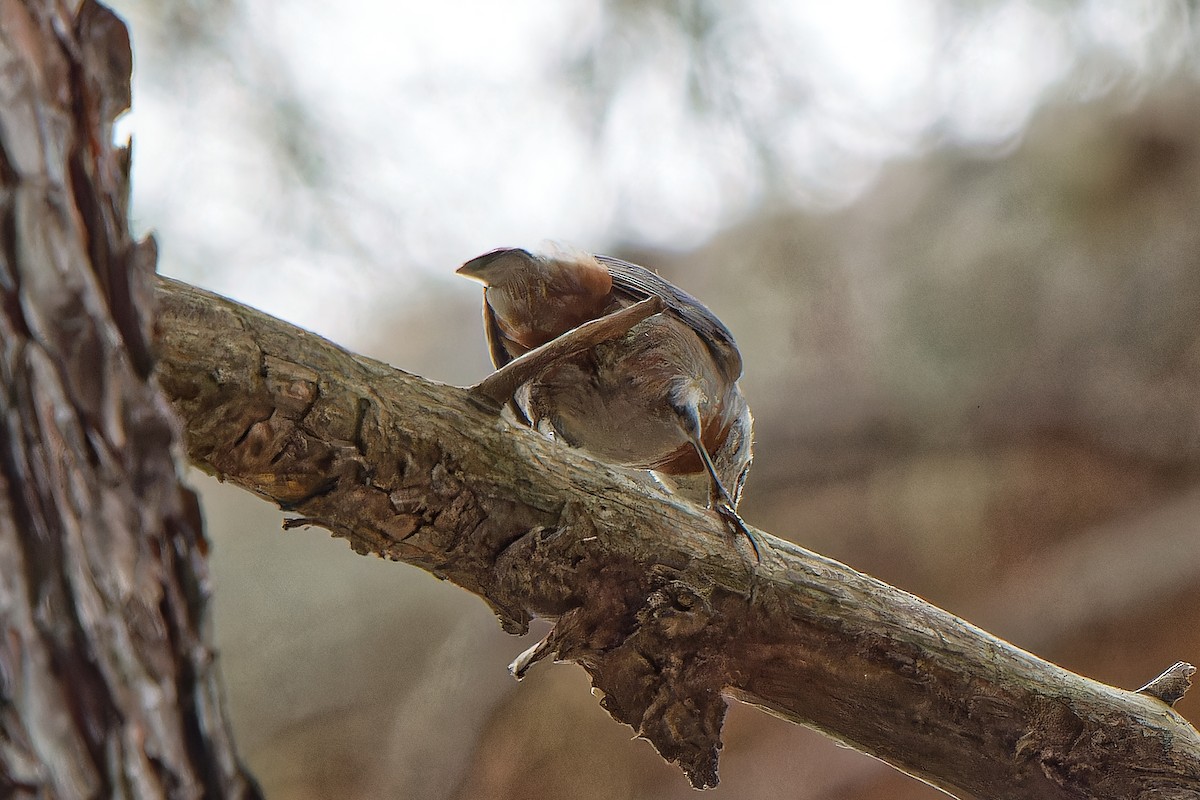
xmin=108 ymin=0 xmax=1200 ymax=797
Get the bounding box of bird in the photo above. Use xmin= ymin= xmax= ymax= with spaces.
xmin=457 ymin=247 xmax=758 ymax=559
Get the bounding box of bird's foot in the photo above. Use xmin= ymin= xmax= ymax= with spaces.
xmin=714 ymin=501 xmax=762 ymax=564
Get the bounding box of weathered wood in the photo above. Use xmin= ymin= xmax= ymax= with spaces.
xmin=154 ymin=275 xmax=1200 ymax=798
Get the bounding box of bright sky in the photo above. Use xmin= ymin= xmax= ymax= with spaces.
xmin=109 ymin=0 xmax=1191 ymax=343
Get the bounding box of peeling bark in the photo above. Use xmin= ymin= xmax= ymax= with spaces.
xmin=153 ymin=276 xmax=1200 ymax=799
xmin=0 ymin=2 xmax=257 ymax=797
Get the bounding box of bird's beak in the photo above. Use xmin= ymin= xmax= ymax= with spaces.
xmin=455 ymin=259 xmax=488 ymax=285
xmin=456 ymin=248 xmax=535 ymax=285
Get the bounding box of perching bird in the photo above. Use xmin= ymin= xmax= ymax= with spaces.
xmin=457 ymin=247 xmax=757 ymax=557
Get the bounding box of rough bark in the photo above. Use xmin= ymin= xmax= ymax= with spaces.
xmin=153 ymin=276 xmax=1200 ymax=799
xmin=0 ymin=2 xmax=258 ymax=797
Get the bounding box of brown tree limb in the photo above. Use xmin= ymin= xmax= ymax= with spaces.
xmin=153 ymin=276 xmax=1200 ymax=798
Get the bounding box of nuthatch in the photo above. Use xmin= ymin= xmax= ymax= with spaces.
xmin=458 ymin=247 xmax=757 ymax=558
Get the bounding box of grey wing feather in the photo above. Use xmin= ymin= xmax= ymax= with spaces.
xmin=481 ymin=299 xmax=533 ymax=425
xmin=481 ymin=301 xmax=514 ymax=369
xmin=594 ymin=254 xmax=743 ymax=379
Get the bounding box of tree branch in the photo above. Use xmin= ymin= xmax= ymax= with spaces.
xmin=153 ymin=276 xmax=1200 ymax=798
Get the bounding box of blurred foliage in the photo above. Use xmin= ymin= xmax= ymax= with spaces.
xmin=118 ymin=0 xmax=1199 ymax=210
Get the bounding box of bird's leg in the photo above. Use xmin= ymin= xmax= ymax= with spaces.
xmin=676 ymin=404 xmax=762 ymax=563
xmin=468 ymin=295 xmax=665 ymax=412
xmin=694 ymin=438 xmax=762 ymax=563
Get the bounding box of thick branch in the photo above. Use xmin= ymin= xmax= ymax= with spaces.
xmin=153 ymin=276 xmax=1200 ymax=798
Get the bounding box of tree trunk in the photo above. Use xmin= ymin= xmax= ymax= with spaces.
xmin=0 ymin=2 xmax=257 ymax=797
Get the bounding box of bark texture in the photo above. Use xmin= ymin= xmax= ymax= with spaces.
xmin=154 ymin=276 xmax=1200 ymax=799
xmin=0 ymin=2 xmax=257 ymax=797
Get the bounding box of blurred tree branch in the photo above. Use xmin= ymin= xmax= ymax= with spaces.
xmin=154 ymin=275 xmax=1200 ymax=798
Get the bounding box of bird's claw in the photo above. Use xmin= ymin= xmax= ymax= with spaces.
xmin=714 ymin=502 xmax=761 ymax=563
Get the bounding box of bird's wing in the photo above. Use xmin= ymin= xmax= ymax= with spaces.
xmin=481 ymin=300 xmax=515 ymax=369
xmin=479 ymin=300 xmax=534 ymax=425
xmin=594 ymin=254 xmax=743 ymax=379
